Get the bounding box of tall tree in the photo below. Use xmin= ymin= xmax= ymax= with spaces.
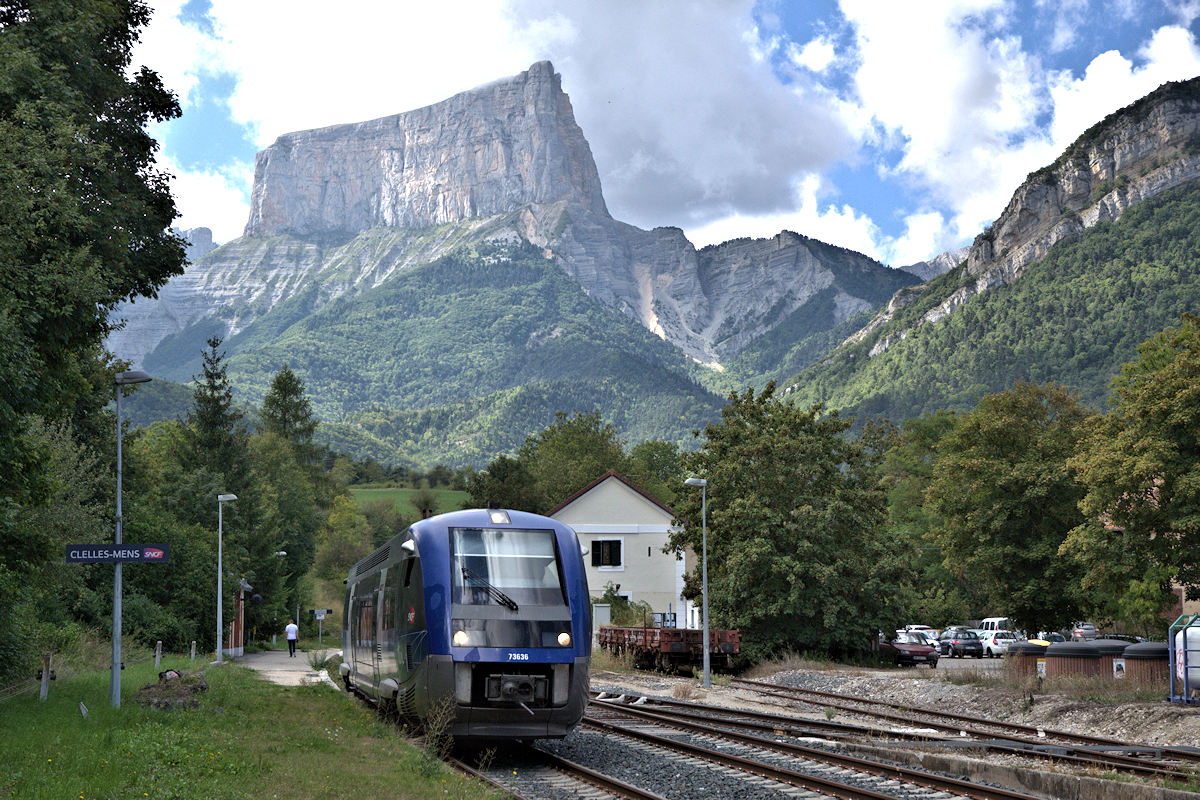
xmin=1065 ymin=314 xmax=1200 ymax=612
xmin=260 ymin=364 xmax=318 ymax=459
xmin=466 ymin=454 xmax=541 ymax=511
xmin=875 ymin=410 xmax=973 ymax=626
xmin=925 ymin=382 xmax=1091 ymax=633
xmin=518 ymin=410 xmax=629 ymax=512
xmin=0 ymin=0 xmax=186 ymax=524
xmin=627 ymin=439 xmax=682 ymax=506
xmin=187 ymin=336 xmax=248 ymax=485
xmin=667 ymin=384 xmax=891 ymax=661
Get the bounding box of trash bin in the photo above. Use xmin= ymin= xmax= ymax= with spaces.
xmin=1094 ymin=640 xmax=1128 ymax=679
xmin=1125 ymin=641 xmax=1169 ymax=686
xmin=1045 ymin=641 xmax=1101 ymax=678
xmin=1008 ymin=641 xmax=1047 ymax=679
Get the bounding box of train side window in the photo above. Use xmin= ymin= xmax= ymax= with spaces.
xmin=404 ymin=557 xmax=416 ymax=587
xmin=591 ymin=538 xmax=623 ymax=569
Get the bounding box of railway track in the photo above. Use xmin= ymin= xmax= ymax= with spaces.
xmin=731 ymin=676 xmax=1200 ymax=782
xmin=449 ymin=748 xmax=667 ymax=800
xmin=585 ymin=695 xmax=1044 ymax=800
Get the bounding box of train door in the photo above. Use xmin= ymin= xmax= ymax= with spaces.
xmin=398 ymin=551 xmax=427 ymax=680
xmin=351 ymin=572 xmax=380 ymax=685
xmin=378 ymin=569 xmax=399 ymax=680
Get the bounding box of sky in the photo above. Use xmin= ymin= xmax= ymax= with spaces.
xmin=137 ymin=0 xmax=1200 ymax=267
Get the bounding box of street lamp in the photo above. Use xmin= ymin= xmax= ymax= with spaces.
xmin=684 ymin=476 xmax=710 ymax=689
xmin=112 ymin=369 xmax=151 ymax=708
xmin=216 ymin=493 xmax=237 ymax=663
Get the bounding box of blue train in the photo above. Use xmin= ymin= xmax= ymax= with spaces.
xmin=340 ymin=508 xmax=591 ymax=739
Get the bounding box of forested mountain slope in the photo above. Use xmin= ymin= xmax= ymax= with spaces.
xmin=785 ymin=181 xmax=1200 ymax=420
xmin=148 ymin=242 xmax=722 ymax=466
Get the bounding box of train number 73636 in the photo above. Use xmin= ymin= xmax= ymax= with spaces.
xmin=507 ymin=652 xmax=530 ymax=661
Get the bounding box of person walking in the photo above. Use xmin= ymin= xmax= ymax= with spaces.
xmin=285 ymin=619 xmax=299 ymax=657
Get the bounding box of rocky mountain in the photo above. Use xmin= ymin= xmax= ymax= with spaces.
xmin=107 ymin=61 xmax=916 ymax=382
xmin=849 ymin=78 xmax=1200 ymax=360
xmin=898 ymin=246 xmax=968 ymax=282
xmin=178 ymin=227 xmax=219 ymax=261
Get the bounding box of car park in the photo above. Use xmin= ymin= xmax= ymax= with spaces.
xmin=879 ymin=632 xmax=939 ymax=667
xmin=979 ymin=630 xmax=1017 ymax=657
xmin=938 ymin=628 xmax=983 ymax=658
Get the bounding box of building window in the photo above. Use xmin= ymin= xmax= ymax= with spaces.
xmin=591 ymin=539 xmax=622 ymax=569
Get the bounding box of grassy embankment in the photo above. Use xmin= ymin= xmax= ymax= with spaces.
xmin=348 ymin=485 xmax=469 ymax=518
xmin=0 ymin=656 xmax=497 ymax=800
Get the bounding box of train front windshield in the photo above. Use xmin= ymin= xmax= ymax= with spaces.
xmin=450 ymin=528 xmax=566 ymax=607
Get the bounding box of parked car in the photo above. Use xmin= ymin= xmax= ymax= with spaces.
xmin=978 ymin=630 xmax=1017 ymax=657
xmin=1032 ymin=631 xmax=1067 ymax=645
xmin=1096 ymin=633 xmax=1147 ymax=644
xmin=912 ymin=630 xmax=940 ymax=650
xmin=978 ymin=617 xmax=1014 ymax=633
xmin=879 ymin=632 xmax=940 ymax=667
xmin=938 ymin=628 xmax=984 ymax=658
xmin=1070 ymin=622 xmax=1098 ymax=641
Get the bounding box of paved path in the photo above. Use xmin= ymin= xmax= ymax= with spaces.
xmin=237 ymin=648 xmax=341 ymax=689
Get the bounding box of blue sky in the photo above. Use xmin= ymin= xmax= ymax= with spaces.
xmin=136 ymin=0 xmax=1200 ymax=267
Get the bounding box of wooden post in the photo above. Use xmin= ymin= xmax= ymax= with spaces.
xmin=190 ymin=640 xmax=196 ymax=660
xmin=39 ymin=653 xmax=51 ymax=701
xmin=154 ymin=640 xmax=162 ymax=670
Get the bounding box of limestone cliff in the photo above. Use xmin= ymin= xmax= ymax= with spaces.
xmin=244 ymin=61 xmax=607 ymax=237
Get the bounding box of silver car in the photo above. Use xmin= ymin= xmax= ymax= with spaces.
xmin=1070 ymin=622 xmax=1098 ymax=641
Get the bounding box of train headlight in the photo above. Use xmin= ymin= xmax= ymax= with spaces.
xmin=558 ymin=632 xmax=571 ymax=647
xmin=453 ymin=630 xmax=470 ymax=647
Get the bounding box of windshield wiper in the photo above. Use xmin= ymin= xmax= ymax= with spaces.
xmin=461 ymin=566 xmax=519 ymax=611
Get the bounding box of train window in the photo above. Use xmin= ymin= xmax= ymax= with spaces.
xmin=450 ymin=527 xmax=566 ymax=607
xmin=591 ymin=539 xmax=622 ymax=569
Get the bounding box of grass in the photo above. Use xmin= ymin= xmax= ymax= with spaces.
xmin=0 ymin=657 xmax=499 ymax=800
xmin=347 ymin=485 xmax=469 ymax=518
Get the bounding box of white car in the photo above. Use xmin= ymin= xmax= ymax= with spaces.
xmin=978 ymin=629 xmax=1017 ymax=657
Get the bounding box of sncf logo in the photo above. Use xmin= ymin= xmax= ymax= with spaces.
xmin=144 ymin=548 xmax=165 ymax=560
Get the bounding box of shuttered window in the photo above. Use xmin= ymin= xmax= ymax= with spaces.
xmin=591 ymin=539 xmax=622 ymax=568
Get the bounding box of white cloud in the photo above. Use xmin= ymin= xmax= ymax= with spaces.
xmin=840 ymin=0 xmax=1051 ymax=238
xmin=136 ymin=1 xmax=223 ymax=108
xmin=1048 ymin=26 xmax=1200 ymax=150
xmin=507 ymin=1 xmax=856 ymax=229
xmin=685 ymin=175 xmax=881 ymax=258
xmin=788 ymin=36 xmax=836 ymax=72
xmin=199 ymin=1 xmax=540 ymax=145
xmin=158 ymin=154 xmax=254 ymax=244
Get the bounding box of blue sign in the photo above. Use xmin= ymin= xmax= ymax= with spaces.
xmin=65 ymin=544 xmax=170 ymax=563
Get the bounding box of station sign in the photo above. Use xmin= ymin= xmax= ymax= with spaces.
xmin=310 ymin=608 xmax=333 ymax=620
xmin=66 ymin=544 xmax=170 ymax=563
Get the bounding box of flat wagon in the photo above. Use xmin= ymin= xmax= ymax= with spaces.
xmin=597 ymin=623 xmax=740 ymax=672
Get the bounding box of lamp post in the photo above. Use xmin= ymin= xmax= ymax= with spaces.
xmin=684 ymin=477 xmax=710 ymax=689
xmin=216 ymin=493 xmax=237 ymax=662
xmin=112 ymin=370 xmax=151 ymax=708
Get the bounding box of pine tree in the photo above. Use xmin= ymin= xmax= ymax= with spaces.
xmin=186 ymin=336 xmax=248 ymax=484
xmin=261 ymin=364 xmax=318 ymax=461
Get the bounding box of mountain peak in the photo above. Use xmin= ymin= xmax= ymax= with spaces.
xmin=244 ymin=61 xmax=608 ymax=237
